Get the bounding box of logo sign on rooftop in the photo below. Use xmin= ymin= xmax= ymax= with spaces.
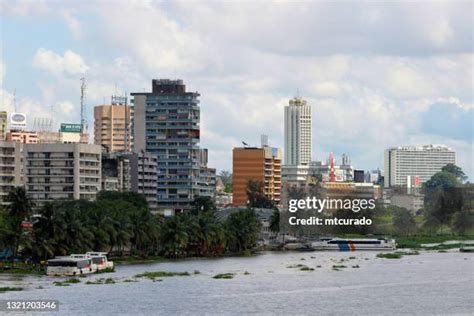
xmin=10 ymin=113 xmax=27 ymax=130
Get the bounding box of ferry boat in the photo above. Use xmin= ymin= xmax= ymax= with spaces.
xmin=46 ymin=257 xmax=97 ymax=276
xmin=311 ymin=238 xmax=396 ymax=251
xmin=86 ymin=252 xmax=114 ymax=270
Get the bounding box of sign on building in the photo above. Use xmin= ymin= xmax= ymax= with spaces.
xmin=60 ymin=123 xmax=81 ymax=133
xmin=10 ymin=113 xmax=27 ymax=130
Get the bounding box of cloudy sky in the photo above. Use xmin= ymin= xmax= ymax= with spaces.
xmin=1 ymin=1 xmax=473 ymax=179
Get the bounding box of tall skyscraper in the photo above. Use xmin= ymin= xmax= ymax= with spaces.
xmin=384 ymin=145 xmax=456 ymax=188
xmin=131 ymin=79 xmax=214 ymax=212
xmin=94 ymin=96 xmax=133 ymax=152
xmin=284 ymin=97 xmax=311 ymax=166
xmin=0 ymin=111 xmax=7 ymax=140
xmin=232 ymin=146 xmax=282 ymax=206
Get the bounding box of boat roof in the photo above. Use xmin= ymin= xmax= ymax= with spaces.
xmin=70 ymin=254 xmax=92 ymax=258
xmin=48 ymin=257 xmax=88 ymax=262
xmin=86 ymin=252 xmax=108 ymax=256
xmin=329 ymin=238 xmax=389 ymax=241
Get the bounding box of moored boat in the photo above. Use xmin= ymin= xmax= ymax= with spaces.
xmin=312 ymin=238 xmax=396 ymax=251
xmin=46 ymin=257 xmax=97 ymax=276
xmin=86 ymin=252 xmax=114 ymax=270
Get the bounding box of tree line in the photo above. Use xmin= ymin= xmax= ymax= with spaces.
xmin=0 ymin=190 xmax=261 ymax=264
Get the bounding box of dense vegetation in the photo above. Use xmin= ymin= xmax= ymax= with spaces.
xmin=0 ymin=190 xmax=261 ymax=264
xmin=278 ymin=164 xmax=473 ymax=237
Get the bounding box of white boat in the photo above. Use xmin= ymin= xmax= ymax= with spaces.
xmin=311 ymin=238 xmax=396 ymax=251
xmin=46 ymin=257 xmax=97 ymax=276
xmin=86 ymin=252 xmax=114 ymax=270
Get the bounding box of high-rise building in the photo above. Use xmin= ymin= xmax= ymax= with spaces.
xmin=100 ymin=151 xmax=159 ymax=211
xmin=384 ymin=145 xmax=456 ymax=188
xmin=232 ymin=146 xmax=282 ymax=206
xmin=284 ymin=97 xmax=311 ymax=166
xmin=24 ymin=143 xmax=101 ymax=207
xmin=0 ymin=141 xmax=23 ymax=205
xmin=101 ymin=152 xmax=132 ymax=192
xmin=132 ymin=79 xmax=214 ymax=212
xmin=127 ymin=152 xmax=158 ymax=211
xmin=0 ymin=111 xmax=7 ymax=140
xmin=94 ymin=96 xmax=133 ymax=152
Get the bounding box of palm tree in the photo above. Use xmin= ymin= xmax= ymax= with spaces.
xmin=5 ymin=187 xmax=33 ymax=264
xmin=160 ymin=215 xmax=189 ymax=258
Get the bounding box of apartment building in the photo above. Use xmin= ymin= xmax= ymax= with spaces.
xmin=132 ymin=79 xmax=214 ymax=212
xmin=6 ymin=131 xmax=39 ymax=144
xmin=24 ymin=143 xmax=101 ymax=207
xmin=232 ymin=146 xmax=282 ymax=206
xmin=127 ymin=152 xmax=158 ymax=211
xmin=384 ymin=145 xmax=456 ymax=188
xmin=0 ymin=141 xmax=23 ymax=205
xmin=94 ymin=97 xmax=133 ymax=152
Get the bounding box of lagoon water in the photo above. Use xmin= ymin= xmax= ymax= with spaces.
xmin=1 ymin=251 xmax=473 ymax=315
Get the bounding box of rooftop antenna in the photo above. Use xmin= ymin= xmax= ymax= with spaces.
xmin=13 ymin=89 xmax=17 ymax=112
xmin=80 ymin=77 xmax=87 ymax=134
xmin=296 ymin=88 xmax=300 ymax=98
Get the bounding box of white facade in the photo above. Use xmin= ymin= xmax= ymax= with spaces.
xmin=281 ymin=164 xmax=309 ymax=182
xmin=384 ymin=145 xmax=456 ymax=188
xmin=284 ymin=97 xmax=311 ymax=166
xmin=309 ymin=161 xmax=354 ymax=182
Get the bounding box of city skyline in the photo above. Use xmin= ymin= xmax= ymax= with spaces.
xmin=1 ymin=1 xmax=472 ymax=179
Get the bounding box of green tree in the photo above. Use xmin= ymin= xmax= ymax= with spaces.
xmin=224 ymin=208 xmax=261 ymax=253
xmin=160 ymin=215 xmax=190 ymax=258
xmin=219 ymin=170 xmax=233 ymax=193
xmin=191 ymin=211 xmax=225 ymax=256
xmin=452 ymin=210 xmax=474 ymax=235
xmin=269 ymin=210 xmax=280 ymax=233
xmin=191 ymin=196 xmax=216 ymax=215
xmin=5 ymin=187 xmax=33 ymax=264
xmin=392 ymin=207 xmax=417 ymax=236
xmin=441 ymin=163 xmax=467 ymax=182
xmin=246 ymin=180 xmax=276 ymax=209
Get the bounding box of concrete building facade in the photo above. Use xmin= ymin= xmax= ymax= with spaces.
xmin=284 ymin=97 xmax=311 ymax=166
xmin=232 ymin=146 xmax=282 ymax=206
xmin=384 ymin=145 xmax=456 ymax=188
xmin=24 ymin=143 xmax=101 ymax=207
xmin=94 ymin=98 xmax=133 ymax=152
xmin=127 ymin=152 xmax=158 ymax=211
xmin=6 ymin=131 xmax=39 ymax=144
xmin=131 ymin=79 xmax=214 ymax=212
xmin=0 ymin=141 xmax=23 ymax=205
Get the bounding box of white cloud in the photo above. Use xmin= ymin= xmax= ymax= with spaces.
xmin=33 ymin=48 xmax=89 ymax=76
xmin=61 ymin=10 xmax=83 ymax=39
xmin=2 ymin=1 xmax=473 ymax=178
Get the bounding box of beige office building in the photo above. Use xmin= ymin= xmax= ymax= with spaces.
xmin=24 ymin=143 xmax=101 ymax=207
xmin=0 ymin=141 xmax=23 ymax=205
xmin=94 ymin=102 xmax=133 ymax=152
